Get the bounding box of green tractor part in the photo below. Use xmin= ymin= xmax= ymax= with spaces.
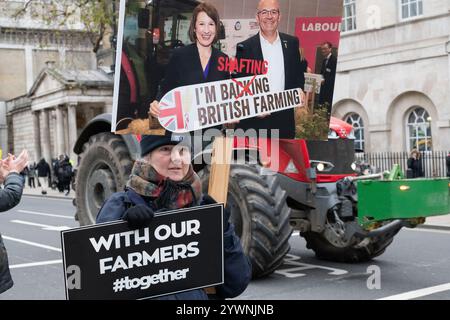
xmin=357 ymin=164 xmax=450 ymax=224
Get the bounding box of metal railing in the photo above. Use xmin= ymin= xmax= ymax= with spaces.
xmin=355 ymin=151 xmax=450 ymax=178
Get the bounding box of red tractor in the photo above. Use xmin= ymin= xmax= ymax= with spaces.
xmin=72 ymin=0 xmax=415 ymax=278
xmin=73 ymin=116 xmax=409 ymax=278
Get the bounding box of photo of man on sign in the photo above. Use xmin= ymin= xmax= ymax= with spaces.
xmin=112 ymin=0 xmax=343 ymax=140
xmin=232 ymin=0 xmax=305 ymax=139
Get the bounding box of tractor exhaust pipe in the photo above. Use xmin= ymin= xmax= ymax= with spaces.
xmin=353 ymin=219 xmax=408 ymax=239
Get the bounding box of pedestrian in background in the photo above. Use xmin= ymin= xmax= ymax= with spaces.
xmin=36 ymin=158 xmax=51 ymax=194
xmin=0 ymin=150 xmax=29 ymax=294
xmin=407 ymin=149 xmax=424 ymax=178
xmin=27 ymin=163 xmax=36 ymax=188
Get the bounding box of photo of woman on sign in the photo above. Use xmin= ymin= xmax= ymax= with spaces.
xmin=148 ymin=2 xmax=230 ymax=133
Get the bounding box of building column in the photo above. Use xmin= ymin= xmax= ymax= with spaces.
xmin=41 ymin=109 xmax=52 ymax=164
xmin=32 ymin=111 xmax=41 ymax=162
xmin=0 ymin=101 xmax=8 ymax=158
xmin=25 ymin=46 xmax=34 ymax=92
xmin=67 ymin=103 xmax=78 ymax=162
xmin=63 ymin=107 xmax=70 ymax=156
xmin=55 ymin=106 xmax=65 ymax=156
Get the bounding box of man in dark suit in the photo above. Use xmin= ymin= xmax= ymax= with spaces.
xmin=319 ymin=41 xmax=337 ymax=113
xmin=234 ymin=0 xmax=305 ymax=139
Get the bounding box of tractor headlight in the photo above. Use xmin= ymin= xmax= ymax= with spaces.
xmin=310 ymin=160 xmax=334 ymax=172
xmin=316 ymin=163 xmax=325 ymax=172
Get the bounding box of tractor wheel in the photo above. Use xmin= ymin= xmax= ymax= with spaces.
xmin=75 ymin=133 xmax=133 ymax=225
xmin=199 ymin=164 xmax=292 ymax=278
xmin=301 ymin=217 xmax=402 ymax=262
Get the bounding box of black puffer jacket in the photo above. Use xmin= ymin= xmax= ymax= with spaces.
xmin=0 ymin=173 xmax=25 ymax=294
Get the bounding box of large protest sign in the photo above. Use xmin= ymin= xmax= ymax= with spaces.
xmin=158 ymin=75 xmax=304 ymax=133
xmin=111 ymin=0 xmax=343 ymax=140
xmin=62 ymin=204 xmax=223 ymax=300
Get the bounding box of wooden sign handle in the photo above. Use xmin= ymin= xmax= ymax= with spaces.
xmin=207 ymin=136 xmax=233 ymax=205
xmin=204 ymin=136 xmax=233 ymax=296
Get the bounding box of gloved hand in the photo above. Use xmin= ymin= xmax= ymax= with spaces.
xmin=202 ymin=195 xmax=231 ymax=232
xmin=123 ymin=204 xmax=154 ymax=229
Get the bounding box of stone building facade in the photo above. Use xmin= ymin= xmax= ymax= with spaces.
xmin=333 ymin=0 xmax=450 ymax=152
xmin=0 ymin=1 xmax=113 ymax=162
xmin=6 ymin=65 xmax=113 ymax=163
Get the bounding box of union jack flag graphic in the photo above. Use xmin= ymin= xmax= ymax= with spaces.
xmin=159 ymin=90 xmax=185 ymax=132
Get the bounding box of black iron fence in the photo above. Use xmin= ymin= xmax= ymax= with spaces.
xmin=355 ymin=151 xmax=450 ymax=178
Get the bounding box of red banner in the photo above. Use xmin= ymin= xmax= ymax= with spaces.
xmin=295 ymin=17 xmax=342 ymax=73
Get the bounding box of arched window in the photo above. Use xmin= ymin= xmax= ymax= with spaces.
xmin=407 ymin=107 xmax=432 ymax=152
xmin=345 ymin=113 xmax=364 ymax=150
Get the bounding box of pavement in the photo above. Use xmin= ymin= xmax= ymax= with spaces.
xmin=21 ymin=185 xmax=450 ymax=230
xmin=22 ymin=185 xmax=74 ymax=200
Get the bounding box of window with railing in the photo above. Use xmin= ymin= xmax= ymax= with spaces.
xmin=345 ymin=113 xmax=364 ymax=151
xmin=400 ymin=0 xmax=423 ymax=20
xmin=342 ymin=0 xmax=356 ymax=32
xmin=407 ymin=107 xmax=432 ymax=152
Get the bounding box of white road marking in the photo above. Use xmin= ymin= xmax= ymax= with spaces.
xmin=22 ymin=195 xmax=72 ymax=202
xmin=10 ymin=260 xmax=62 ymax=269
xmin=11 ymin=220 xmax=71 ymax=231
xmin=2 ymin=236 xmax=61 ymax=252
xmin=275 ymin=254 xmax=348 ymax=278
xmin=378 ymin=283 xmax=450 ymax=300
xmin=290 ymin=228 xmax=450 ymax=237
xmin=17 ymin=210 xmax=74 ymax=220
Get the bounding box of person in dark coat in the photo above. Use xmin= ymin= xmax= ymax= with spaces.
xmin=318 ymin=41 xmax=337 ymax=113
xmin=149 ymin=2 xmax=230 ymax=129
xmin=27 ymin=163 xmax=36 ymax=188
xmin=0 ymin=150 xmax=29 ymax=294
xmin=96 ymin=135 xmax=252 ymax=300
xmin=36 ymin=158 xmax=51 ymax=193
xmin=57 ymin=155 xmax=73 ymax=196
xmin=407 ymin=149 xmax=424 ymax=178
xmin=233 ymin=0 xmax=305 ymax=139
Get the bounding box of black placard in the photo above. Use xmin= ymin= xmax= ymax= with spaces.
xmin=61 ymin=204 xmax=223 ymax=300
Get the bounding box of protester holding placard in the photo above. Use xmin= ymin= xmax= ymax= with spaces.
xmin=96 ymin=134 xmax=251 ymax=300
xmin=149 ymin=2 xmax=230 ymax=131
